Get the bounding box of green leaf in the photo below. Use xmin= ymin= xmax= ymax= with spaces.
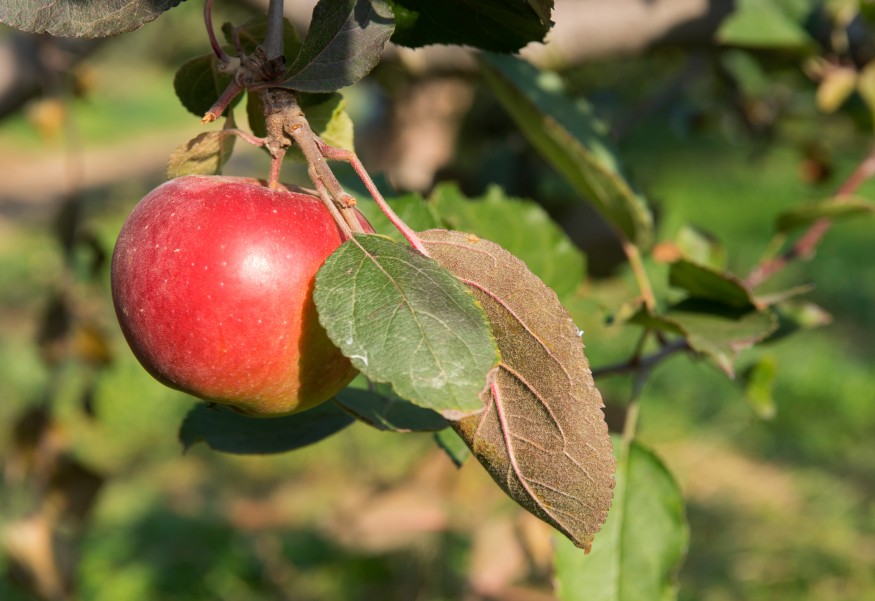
xmin=178 ymin=402 xmax=354 ymax=455
xmin=294 ymin=93 xmax=355 ymax=157
xmin=388 ymin=0 xmax=553 ymax=52
xmin=281 ymin=0 xmax=395 ymax=93
xmin=480 ymin=53 xmax=654 ymax=248
xmin=0 ymin=0 xmax=183 ymax=37
xmin=720 ymin=50 xmax=770 ymax=99
xmin=775 ymin=196 xmax=875 ymax=233
xmin=314 ymin=234 xmax=499 ymax=419
xmin=768 ymin=299 xmax=832 ymax=342
xmin=431 ymin=183 xmax=586 ymax=300
xmin=246 ymin=92 xmax=268 ymax=138
xmin=335 ymin=386 xmax=448 ymax=432
xmin=631 ymin=300 xmax=778 ymax=377
xmin=554 ymin=440 xmax=688 ymax=601
xmin=741 ymin=355 xmax=778 ymax=419
xmin=857 ymin=61 xmax=875 ymax=120
xmin=816 ymin=66 xmax=858 ymax=113
xmin=717 ymin=0 xmax=814 ymax=49
xmin=354 ymin=192 xmax=443 ymax=242
xmin=434 ymin=428 xmax=470 ymax=467
xmin=166 ymin=116 xmax=236 ymax=179
xmin=173 ymin=53 xmax=239 ymax=118
xmin=422 ymin=229 xmax=615 ymax=551
xmin=668 ymin=260 xmax=758 ymax=310
xmin=675 ymin=225 xmax=727 ymax=270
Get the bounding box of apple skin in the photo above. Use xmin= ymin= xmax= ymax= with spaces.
xmin=111 ymin=175 xmax=368 ymax=416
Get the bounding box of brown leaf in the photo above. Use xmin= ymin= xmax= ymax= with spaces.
xmin=166 ymin=115 xmax=236 ymax=179
xmin=420 ymin=229 xmax=615 ymax=552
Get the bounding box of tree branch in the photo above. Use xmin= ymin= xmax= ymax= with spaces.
xmin=746 ymin=146 xmax=875 ymax=288
xmin=591 ymin=339 xmax=689 ymax=379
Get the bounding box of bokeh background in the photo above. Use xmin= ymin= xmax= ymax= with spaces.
xmin=2 ymin=1 xmax=874 ymax=600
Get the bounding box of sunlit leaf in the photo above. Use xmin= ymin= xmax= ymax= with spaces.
xmin=816 ymin=67 xmax=858 ymax=113
xmin=293 ymin=93 xmax=355 ymax=157
xmin=422 ymin=229 xmax=615 ymax=551
xmin=742 ymin=355 xmax=778 ymax=419
xmin=388 ymin=0 xmax=553 ymax=52
xmin=354 ymin=192 xmax=443 ymax=241
xmin=630 ymin=300 xmax=778 ymax=377
xmin=775 ymin=196 xmax=874 ymax=233
xmin=314 ymin=234 xmax=499 ymax=419
xmin=0 ymin=0 xmax=183 ymax=37
xmin=480 ymin=53 xmax=654 ymax=248
xmin=676 ymin=225 xmax=727 ymax=270
xmin=669 ymin=260 xmax=758 ymax=310
xmin=767 ymin=299 xmax=832 ymax=342
xmin=178 ymin=402 xmax=354 ymax=455
xmin=281 ymin=0 xmax=394 ymax=92
xmin=554 ymin=440 xmax=688 ymax=601
xmin=166 ymin=116 xmax=236 ymax=179
xmin=717 ymin=0 xmax=814 ymax=49
xmin=431 ymin=183 xmax=586 ymax=300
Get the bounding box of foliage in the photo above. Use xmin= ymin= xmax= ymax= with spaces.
xmin=2 ymin=0 xmax=875 ymax=599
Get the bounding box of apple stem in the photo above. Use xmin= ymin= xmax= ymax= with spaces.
xmin=204 ymin=0 xmax=231 ymax=64
xmin=318 ymin=142 xmax=431 ymax=257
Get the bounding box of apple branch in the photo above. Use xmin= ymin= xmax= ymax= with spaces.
xmin=196 ymin=0 xmax=425 ymax=247
xmin=746 ymin=146 xmax=875 ymax=288
xmin=591 ymin=338 xmax=689 ymax=379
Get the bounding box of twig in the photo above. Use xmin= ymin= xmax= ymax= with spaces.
xmin=622 ymin=239 xmax=656 ymax=309
xmin=591 ymin=339 xmax=689 ymax=379
xmin=746 ymin=146 xmax=875 ymax=288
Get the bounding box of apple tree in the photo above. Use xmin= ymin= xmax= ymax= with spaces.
xmin=1 ymin=0 xmax=874 ymax=599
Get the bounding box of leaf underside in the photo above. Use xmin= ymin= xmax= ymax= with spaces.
xmin=178 ymin=402 xmax=354 ymax=455
xmin=166 ymin=117 xmax=236 ymax=179
xmin=314 ymin=234 xmax=500 ymax=419
xmin=421 ymin=229 xmax=615 ymax=551
xmin=335 ymin=386 xmax=449 ymax=432
xmin=0 ymin=0 xmax=184 ymax=37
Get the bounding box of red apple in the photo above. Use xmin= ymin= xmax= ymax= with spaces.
xmin=111 ymin=175 xmax=368 ymax=416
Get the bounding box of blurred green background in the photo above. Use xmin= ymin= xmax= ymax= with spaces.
xmin=1 ymin=2 xmax=874 ymax=600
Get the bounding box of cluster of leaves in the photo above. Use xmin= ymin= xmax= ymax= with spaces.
xmin=0 ymin=0 xmax=552 ymax=50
